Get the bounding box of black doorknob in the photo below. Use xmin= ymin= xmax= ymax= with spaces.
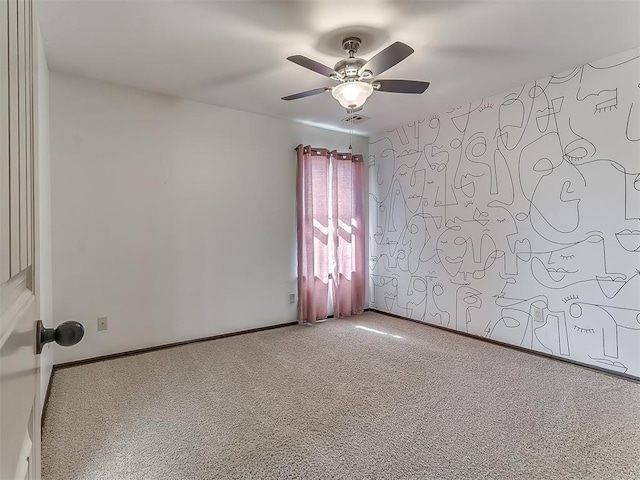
xmin=36 ymin=320 xmax=85 ymax=354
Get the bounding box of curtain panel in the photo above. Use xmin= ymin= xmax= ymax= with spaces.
xmin=296 ymin=145 xmax=365 ymax=324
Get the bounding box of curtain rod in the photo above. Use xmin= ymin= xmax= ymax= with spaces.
xmin=294 ymin=146 xmax=360 ymax=155
xmin=293 ymin=147 xmax=364 ymax=162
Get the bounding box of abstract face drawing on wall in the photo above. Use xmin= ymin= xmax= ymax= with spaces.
xmin=396 ymin=214 xmax=430 ymax=274
xmin=423 ymin=113 xmax=464 ymax=213
xmin=574 ymin=55 xmax=640 ymax=166
xmin=570 ymin=54 xmax=640 ymax=220
xmin=419 ymin=114 xmax=442 ymax=149
xmin=497 ymin=86 xmax=529 ymax=152
xmin=370 ymin=137 xmax=397 ymax=204
xmin=565 ymin=302 xmax=622 ymax=371
xmin=395 ymin=275 xmax=428 ymax=321
xmin=455 ymin=285 xmax=483 ymax=334
xmin=369 ymin=48 xmax=640 ymax=378
xmin=454 ymin=100 xmax=505 ymax=200
xmin=435 ymin=220 xmax=503 ymax=281
xmin=429 ymin=278 xmax=451 ymax=327
xmin=518 ymin=132 xmax=586 ymax=243
xmin=486 ymin=205 xmax=526 ymax=276
xmin=530 ymin=235 xmax=622 ymax=290
xmin=395 ymin=151 xmax=427 ymax=216
xmin=371 ymin=274 xmax=398 ymax=312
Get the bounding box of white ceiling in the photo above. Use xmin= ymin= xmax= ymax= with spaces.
xmin=37 ymin=0 xmax=640 ymax=136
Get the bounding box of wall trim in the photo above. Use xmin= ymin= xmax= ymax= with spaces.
xmin=52 ymin=311 xmax=373 ymax=370
xmin=369 ymin=309 xmax=640 ymax=383
xmin=54 ymin=321 xmax=299 ymax=370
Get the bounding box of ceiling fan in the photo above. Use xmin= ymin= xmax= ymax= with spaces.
xmin=282 ymin=37 xmax=430 ymax=111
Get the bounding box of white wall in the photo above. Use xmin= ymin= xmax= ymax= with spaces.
xmin=36 ymin=25 xmax=53 ymax=413
xmin=50 ymin=72 xmax=368 ymax=364
xmin=369 ymin=48 xmax=640 ymax=378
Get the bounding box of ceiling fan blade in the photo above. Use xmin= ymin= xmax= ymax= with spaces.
xmin=281 ymin=87 xmax=330 ymax=101
xmin=374 ymin=80 xmax=430 ymax=94
xmin=360 ymin=42 xmax=414 ymax=76
xmin=287 ymin=55 xmax=338 ymax=78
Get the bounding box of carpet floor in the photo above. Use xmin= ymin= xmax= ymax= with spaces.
xmin=42 ymin=312 xmax=640 ymax=479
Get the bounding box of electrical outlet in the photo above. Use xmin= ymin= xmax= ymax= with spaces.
xmin=289 ymin=293 xmax=296 ymax=304
xmin=97 ymin=316 xmax=108 ymax=331
xmin=533 ymin=307 xmax=544 ymax=323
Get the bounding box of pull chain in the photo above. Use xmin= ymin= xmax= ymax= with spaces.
xmin=349 ymin=110 xmax=354 ymax=151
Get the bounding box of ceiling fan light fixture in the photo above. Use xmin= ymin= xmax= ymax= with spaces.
xmin=331 ymin=81 xmax=373 ymax=109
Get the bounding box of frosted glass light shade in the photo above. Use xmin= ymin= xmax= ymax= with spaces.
xmin=331 ymin=81 xmax=374 ymax=109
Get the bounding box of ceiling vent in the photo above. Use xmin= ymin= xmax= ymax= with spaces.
xmin=342 ymin=113 xmax=371 ymax=123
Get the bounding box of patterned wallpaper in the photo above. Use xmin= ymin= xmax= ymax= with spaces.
xmin=369 ymin=48 xmax=640 ymax=377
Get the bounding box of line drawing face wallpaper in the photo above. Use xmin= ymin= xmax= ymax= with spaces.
xmin=368 ymin=48 xmax=640 ymax=378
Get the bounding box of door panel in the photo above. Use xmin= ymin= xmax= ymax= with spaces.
xmin=25 ymin=0 xmax=32 ymax=269
xmin=18 ymin=0 xmax=27 ymax=271
xmin=0 ymin=0 xmax=9 ymax=284
xmin=0 ymin=290 xmax=37 ymax=479
xmin=15 ymin=426 xmax=34 ymax=480
xmin=0 ymin=0 xmax=40 ymax=478
xmin=8 ymin=0 xmax=20 ymax=276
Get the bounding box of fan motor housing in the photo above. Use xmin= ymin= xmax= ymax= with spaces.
xmin=333 ymin=57 xmax=367 ymax=79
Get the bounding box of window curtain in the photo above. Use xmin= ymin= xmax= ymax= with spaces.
xmin=331 ymin=150 xmax=365 ymax=318
xmin=296 ymin=145 xmax=365 ymax=324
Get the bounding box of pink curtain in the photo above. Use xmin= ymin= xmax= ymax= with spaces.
xmin=330 ymin=150 xmax=365 ymax=318
xmin=296 ymin=145 xmax=365 ymax=324
xmin=297 ymin=146 xmax=330 ymax=323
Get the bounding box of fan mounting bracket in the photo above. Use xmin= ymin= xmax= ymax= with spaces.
xmin=342 ymin=37 xmax=362 ymax=57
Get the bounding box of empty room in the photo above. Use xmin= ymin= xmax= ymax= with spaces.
xmin=1 ymin=0 xmax=639 ymax=479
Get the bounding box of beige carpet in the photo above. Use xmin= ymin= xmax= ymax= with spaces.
xmin=42 ymin=312 xmax=640 ymax=480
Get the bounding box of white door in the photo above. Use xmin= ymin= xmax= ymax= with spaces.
xmin=1 ymin=0 xmax=41 ymax=478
